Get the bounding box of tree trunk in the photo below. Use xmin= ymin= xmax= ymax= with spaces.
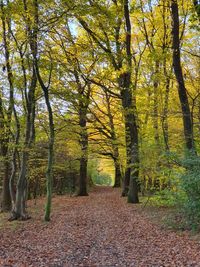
xmin=12 ymin=152 xmax=29 ymax=220
xmin=10 ymin=108 xmax=20 ymax=209
xmin=35 ymin=52 xmax=54 ymax=221
xmin=123 ymin=0 xmax=139 ymax=203
xmin=9 ymin=0 xmax=38 ymax=220
xmin=153 ymin=61 xmax=160 ymax=148
xmin=36 ymin=68 xmax=54 ymax=221
xmin=44 ymin=128 xmax=54 ymax=221
xmin=122 ymin=167 xmax=130 ymax=196
xmin=79 ymin=155 xmax=88 ymax=196
xmin=162 ymin=61 xmax=170 ymax=151
xmin=128 ymin=168 xmax=139 ymax=203
xmin=73 ymin=69 xmax=90 ymax=197
xmin=113 ymin=159 xmax=121 ymax=188
xmin=0 ymin=0 xmax=14 ymax=212
xmin=171 ymin=0 xmax=195 ymax=151
xmin=11 ymin=100 xmax=35 ymax=220
xmin=77 ymin=107 xmax=89 ymax=196
xmin=119 ymin=71 xmax=139 ymax=203
xmin=105 ymin=91 xmax=122 ymax=188
xmin=1 ymin=159 xmax=11 ymax=211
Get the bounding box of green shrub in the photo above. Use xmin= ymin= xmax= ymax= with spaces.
xmin=180 ymin=155 xmax=200 ymax=230
xmin=150 ymin=187 xmax=186 ymax=207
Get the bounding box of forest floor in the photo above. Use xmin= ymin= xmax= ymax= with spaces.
xmin=1 ymin=186 xmax=200 ymax=267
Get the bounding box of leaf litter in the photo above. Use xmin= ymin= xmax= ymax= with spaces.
xmin=0 ymin=186 xmax=200 ymax=266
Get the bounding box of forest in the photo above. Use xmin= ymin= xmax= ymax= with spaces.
xmin=0 ymin=0 xmax=200 ymax=266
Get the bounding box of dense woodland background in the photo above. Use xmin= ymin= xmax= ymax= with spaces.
xmin=0 ymin=0 xmax=199 ymax=225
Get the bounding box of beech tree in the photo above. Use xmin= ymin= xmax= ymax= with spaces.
xmin=66 ymin=0 xmax=140 ymax=202
xmin=9 ymin=0 xmax=38 ymax=220
xmin=171 ymin=0 xmax=195 ymax=152
xmin=0 ymin=0 xmax=14 ymax=211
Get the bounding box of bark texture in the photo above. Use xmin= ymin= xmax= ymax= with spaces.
xmin=0 ymin=0 xmax=13 ymax=211
xmin=171 ymin=0 xmax=195 ymax=151
xmin=77 ymin=80 xmax=90 ymax=197
xmin=123 ymin=0 xmax=139 ymax=203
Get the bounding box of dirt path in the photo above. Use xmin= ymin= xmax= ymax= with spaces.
xmin=0 ymin=186 xmax=200 ymax=266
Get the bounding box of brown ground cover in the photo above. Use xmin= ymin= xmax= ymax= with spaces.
xmin=0 ymin=186 xmax=200 ymax=267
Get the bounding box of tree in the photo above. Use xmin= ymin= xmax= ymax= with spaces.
xmin=32 ymin=0 xmax=55 ymax=221
xmin=70 ymin=0 xmax=139 ymax=202
xmin=35 ymin=57 xmax=55 ymax=221
xmin=171 ymin=0 xmax=195 ymax=152
xmin=49 ymin=22 xmax=95 ymax=196
xmin=88 ymin=82 xmax=123 ymax=187
xmin=9 ymin=0 xmax=37 ymax=220
xmin=0 ymin=0 xmax=14 ymax=211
